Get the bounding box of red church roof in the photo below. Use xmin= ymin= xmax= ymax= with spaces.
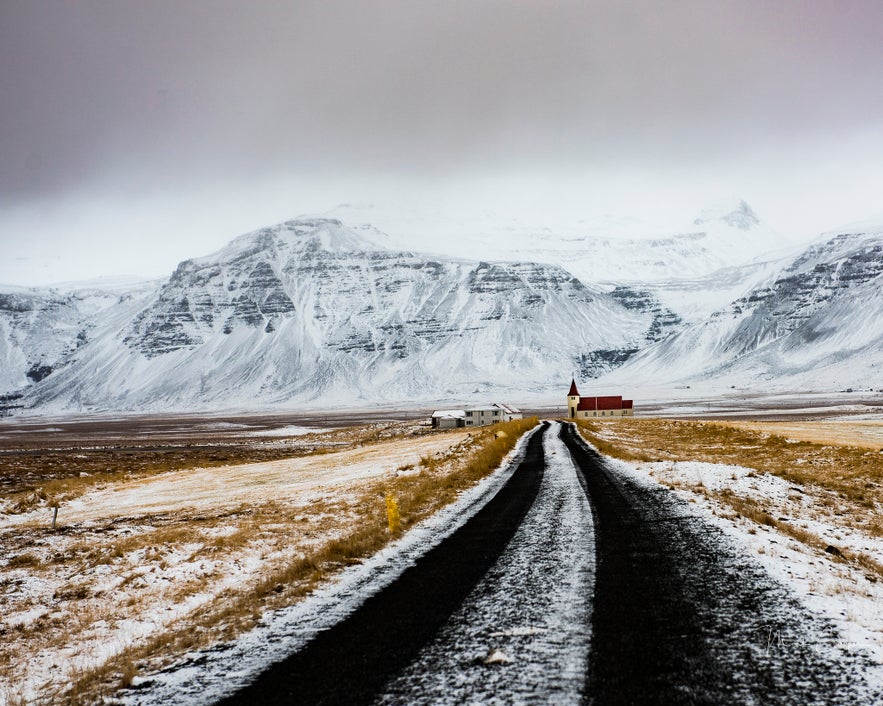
xmin=597 ymin=395 xmax=623 ymax=410
xmin=576 ymin=397 xmax=596 ymax=411
xmin=576 ymin=396 xmax=634 ymax=411
xmin=569 ymin=380 xmax=634 ymax=412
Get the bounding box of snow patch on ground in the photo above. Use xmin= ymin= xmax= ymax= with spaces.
xmin=121 ymin=426 xmax=541 ymax=705
xmin=247 ymin=425 xmax=329 ymax=437
xmin=376 ymin=424 xmax=595 ymax=704
xmin=604 ymin=455 xmax=883 ymax=691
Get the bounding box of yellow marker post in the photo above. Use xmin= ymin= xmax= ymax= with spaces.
xmin=386 ymin=493 xmax=401 ymax=535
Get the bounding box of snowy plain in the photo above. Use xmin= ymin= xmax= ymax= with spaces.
xmin=1 ymin=426 xmax=484 ymax=704
xmin=6 ymin=410 xmax=883 ymax=703
xmin=119 ymin=426 xmax=540 ymax=705
xmin=122 ymin=421 xmax=883 ymax=702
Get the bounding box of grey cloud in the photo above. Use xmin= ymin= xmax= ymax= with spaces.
xmin=1 ymin=0 xmax=882 ymax=204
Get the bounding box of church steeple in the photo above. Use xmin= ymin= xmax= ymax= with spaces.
xmin=568 ymin=379 xmax=579 ymax=397
xmin=567 ymin=379 xmax=580 ymax=418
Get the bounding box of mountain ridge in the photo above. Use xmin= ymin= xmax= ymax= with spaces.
xmin=2 ymin=215 xmax=881 ymax=415
xmin=603 ymin=226 xmax=883 ymax=392
xmin=3 ymin=218 xmax=678 ymax=414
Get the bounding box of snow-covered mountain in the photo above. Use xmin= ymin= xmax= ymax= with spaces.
xmin=322 ymin=200 xmax=799 ymax=291
xmin=0 ymin=282 xmax=158 ymax=413
xmin=509 ymin=201 xmax=798 ymax=287
xmin=2 ymin=219 xmax=680 ymax=413
xmin=3 ymin=214 xmax=881 ymax=415
xmin=321 ymin=200 xmax=805 ymax=328
xmin=602 ymin=225 xmax=883 ymax=391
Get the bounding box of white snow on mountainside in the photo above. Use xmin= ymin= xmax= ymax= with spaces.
xmin=517 ymin=201 xmax=798 ymax=287
xmin=2 ymin=219 xmax=677 ymax=414
xmin=322 ymin=200 xmax=806 ymax=326
xmin=321 ymin=200 xmax=800 ymax=289
xmin=0 ymin=283 xmax=157 ymax=398
xmin=603 ymin=225 xmax=883 ymax=392
xmin=1 ymin=214 xmax=881 ymax=415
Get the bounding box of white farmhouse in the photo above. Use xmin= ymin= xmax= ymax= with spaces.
xmin=430 ymin=403 xmax=522 ymax=428
xmin=463 ymin=403 xmax=522 ymax=427
xmin=430 ymin=409 xmax=466 ymax=429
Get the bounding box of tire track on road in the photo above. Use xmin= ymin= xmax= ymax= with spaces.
xmin=561 ymin=422 xmax=879 ymax=705
xmin=375 ymin=421 xmax=595 ymax=704
xmin=217 ymin=423 xmax=548 ymax=706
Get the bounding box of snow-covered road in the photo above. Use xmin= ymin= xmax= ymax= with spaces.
xmin=375 ymin=423 xmax=595 ymax=704
xmin=124 ymin=422 xmax=882 ymax=705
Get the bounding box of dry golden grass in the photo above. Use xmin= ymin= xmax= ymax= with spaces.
xmin=719 ymin=419 xmax=883 ymax=450
xmin=0 ymin=422 xmax=394 ymax=509
xmin=575 ymin=418 xmax=883 ymax=509
xmin=575 ymin=417 xmax=883 ymax=578
xmin=667 ymin=478 xmax=883 ymax=579
xmin=2 ymin=417 xmax=537 ymax=705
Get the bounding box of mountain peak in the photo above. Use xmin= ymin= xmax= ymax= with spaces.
xmin=196 ymin=218 xmax=386 ymax=269
xmin=694 ymin=200 xmax=760 ymax=231
xmin=277 ymin=218 xmax=376 ymax=253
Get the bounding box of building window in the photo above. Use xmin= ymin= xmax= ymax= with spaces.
xmin=465 ymin=411 xmax=473 ymax=417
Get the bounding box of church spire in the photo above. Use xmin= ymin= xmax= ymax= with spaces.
xmin=568 ymin=378 xmax=579 ymax=397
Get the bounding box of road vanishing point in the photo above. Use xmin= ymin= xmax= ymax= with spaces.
xmin=179 ymin=422 xmax=878 ymax=705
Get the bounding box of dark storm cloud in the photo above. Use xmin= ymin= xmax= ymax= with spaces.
xmin=2 ymin=0 xmax=882 ymax=203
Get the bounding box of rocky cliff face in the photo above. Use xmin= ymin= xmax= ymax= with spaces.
xmin=604 ymin=227 xmax=883 ymax=389
xmin=5 ymin=218 xmax=881 ymax=413
xmin=0 ymin=286 xmax=149 ymax=413
xmin=720 ymin=231 xmax=883 ymax=353
xmin=5 ymin=219 xmax=677 ymax=413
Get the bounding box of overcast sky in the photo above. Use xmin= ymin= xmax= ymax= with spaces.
xmin=1 ymin=0 xmax=882 ymax=285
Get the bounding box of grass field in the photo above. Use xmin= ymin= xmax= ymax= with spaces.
xmin=1 ymin=417 xmax=536 ymax=705
xmin=576 ymin=417 xmax=883 ymax=573
xmin=7 ymin=411 xmax=879 ymax=703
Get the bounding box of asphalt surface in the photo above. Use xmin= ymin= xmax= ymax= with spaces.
xmin=216 ymin=424 xmax=548 ymax=706
xmin=559 ymin=423 xmax=878 ymax=705
xmin=215 ymin=421 xmax=878 ymax=705
xmin=374 ymin=421 xmax=595 ymax=704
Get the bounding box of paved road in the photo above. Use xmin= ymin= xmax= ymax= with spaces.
xmin=559 ymin=423 xmax=877 ymax=705
xmin=374 ymin=421 xmax=595 ymax=704
xmin=216 ymin=423 xmax=549 ymax=706
xmin=215 ymin=421 xmax=878 ymax=705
